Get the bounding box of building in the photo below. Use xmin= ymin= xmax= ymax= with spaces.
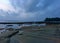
xmin=45 ymin=18 xmax=60 ymax=28
xmin=45 ymin=17 xmax=60 ymax=25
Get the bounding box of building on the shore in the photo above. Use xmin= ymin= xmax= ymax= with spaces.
xmin=44 ymin=17 xmax=60 ymax=28
xmin=45 ymin=17 xmax=60 ymax=26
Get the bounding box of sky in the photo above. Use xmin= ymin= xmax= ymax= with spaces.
xmin=0 ymin=0 xmax=60 ymax=22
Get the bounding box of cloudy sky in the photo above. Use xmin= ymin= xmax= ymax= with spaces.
xmin=0 ymin=0 xmax=60 ymax=22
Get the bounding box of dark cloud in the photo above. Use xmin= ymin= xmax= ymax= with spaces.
xmin=0 ymin=0 xmax=60 ymax=21
xmin=9 ymin=0 xmax=60 ymax=21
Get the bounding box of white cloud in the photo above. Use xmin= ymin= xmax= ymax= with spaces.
xmin=0 ymin=0 xmax=15 ymax=12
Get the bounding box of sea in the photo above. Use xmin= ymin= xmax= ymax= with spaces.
xmin=0 ymin=24 xmax=55 ymax=43
xmin=0 ymin=24 xmax=46 ymax=29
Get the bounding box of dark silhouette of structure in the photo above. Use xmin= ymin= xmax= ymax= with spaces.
xmin=45 ymin=17 xmax=60 ymax=21
xmin=45 ymin=17 xmax=60 ymax=24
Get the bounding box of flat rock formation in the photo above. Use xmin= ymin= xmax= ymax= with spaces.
xmin=0 ymin=30 xmax=19 ymax=43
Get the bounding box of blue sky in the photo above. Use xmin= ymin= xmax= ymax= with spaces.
xmin=0 ymin=0 xmax=60 ymax=22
